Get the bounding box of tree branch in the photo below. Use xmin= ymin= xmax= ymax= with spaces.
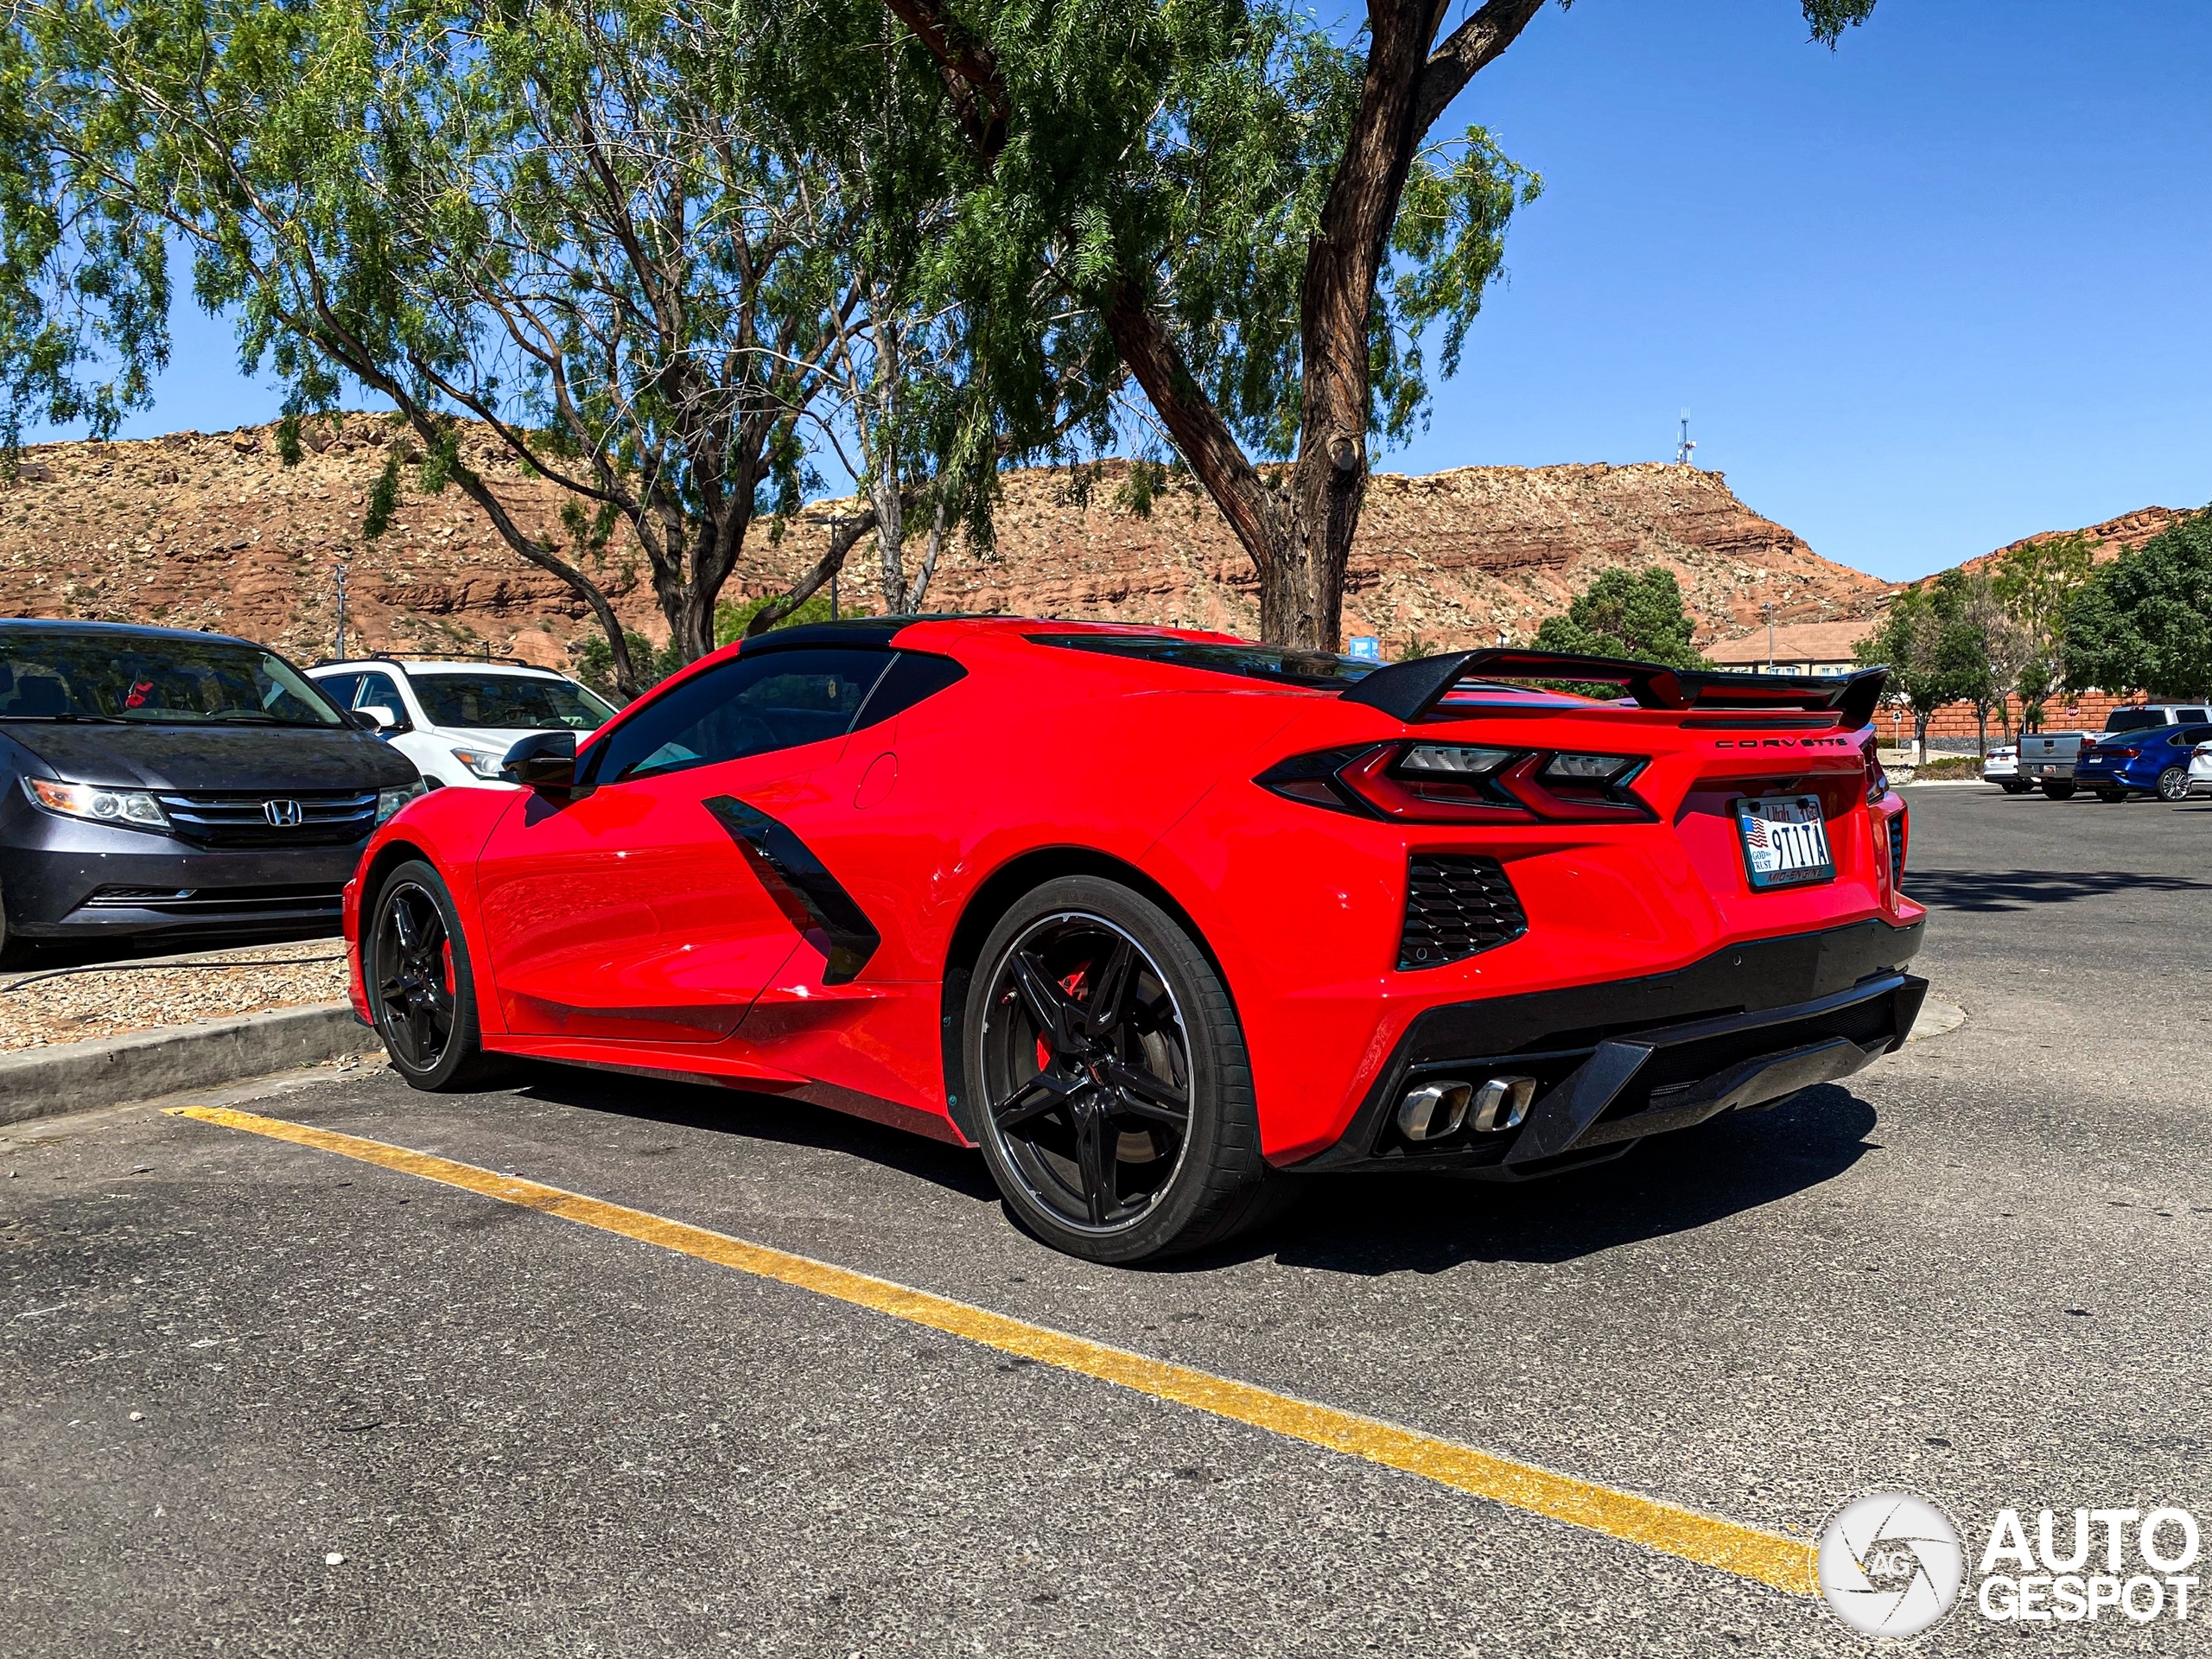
xmin=1412 ymin=0 xmax=1548 ymax=139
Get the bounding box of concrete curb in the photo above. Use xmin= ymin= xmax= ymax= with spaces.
xmin=0 ymin=1003 xmax=369 ymax=1128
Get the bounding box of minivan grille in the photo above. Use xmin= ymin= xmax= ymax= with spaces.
xmin=1400 ymin=855 xmax=1529 ymax=969
xmin=154 ymin=789 xmax=378 ymax=847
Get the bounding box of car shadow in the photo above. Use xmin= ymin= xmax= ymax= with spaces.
xmin=503 ymin=1062 xmax=1002 ymax=1204
xmin=1183 ymin=1084 xmax=1883 ymax=1277
xmin=1901 ymin=867 xmax=2212 ymax=912
xmin=498 ymin=1063 xmax=1879 ymax=1278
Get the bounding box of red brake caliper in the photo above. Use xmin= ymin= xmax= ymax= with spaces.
xmin=1036 ymin=964 xmax=1090 ymax=1070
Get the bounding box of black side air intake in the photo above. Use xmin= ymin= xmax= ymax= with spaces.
xmin=1399 ymin=855 xmax=1528 ymax=970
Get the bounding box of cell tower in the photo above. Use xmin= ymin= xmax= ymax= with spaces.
xmin=1675 ymin=409 xmax=1697 ymax=468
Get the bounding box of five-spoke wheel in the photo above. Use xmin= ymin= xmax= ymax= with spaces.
xmin=367 ymin=859 xmax=505 ymax=1090
xmin=965 ymin=876 xmax=1281 ymax=1263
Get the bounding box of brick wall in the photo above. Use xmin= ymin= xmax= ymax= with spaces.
xmin=1878 ymin=691 xmax=2141 ymax=753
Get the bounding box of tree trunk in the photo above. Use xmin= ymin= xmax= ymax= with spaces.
xmin=869 ymin=313 xmax=906 ymax=613
xmin=1976 ymin=705 xmax=1988 ymax=755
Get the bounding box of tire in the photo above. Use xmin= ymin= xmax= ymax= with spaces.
xmin=2040 ymin=780 xmax=2075 ymax=800
xmin=0 ymin=876 xmax=26 ymax=969
xmin=365 ymin=859 xmax=510 ymax=1090
xmin=2157 ymin=766 xmax=2190 ymax=802
xmin=2097 ymin=788 xmax=2128 ymax=804
xmin=963 ymin=875 xmax=1281 ymax=1264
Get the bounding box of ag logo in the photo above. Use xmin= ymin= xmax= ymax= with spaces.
xmin=1817 ymin=1491 xmax=1966 ymax=1638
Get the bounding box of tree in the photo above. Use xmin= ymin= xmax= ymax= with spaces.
xmin=1989 ymin=530 xmax=2096 ymax=730
xmin=1531 ymin=566 xmax=1707 ymax=667
xmin=885 ymin=0 xmax=1876 ymax=648
xmin=2064 ymin=509 xmax=2212 ymax=699
xmin=0 ymin=0 xmax=995 ymax=695
xmin=1927 ymin=569 xmax=1999 ymax=755
xmin=1857 ymin=588 xmax=1948 ymax=757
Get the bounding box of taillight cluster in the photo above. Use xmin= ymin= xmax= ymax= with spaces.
xmin=1257 ymin=743 xmax=1650 ymax=824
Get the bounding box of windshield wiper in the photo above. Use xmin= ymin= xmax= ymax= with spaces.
xmin=0 ymin=712 xmax=128 ymax=723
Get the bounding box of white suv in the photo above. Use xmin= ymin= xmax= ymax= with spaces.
xmin=307 ymin=658 xmax=617 ymax=789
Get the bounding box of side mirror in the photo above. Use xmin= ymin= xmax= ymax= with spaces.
xmin=357 ymin=703 xmax=408 ymax=734
xmin=500 ymin=730 xmax=579 ymax=791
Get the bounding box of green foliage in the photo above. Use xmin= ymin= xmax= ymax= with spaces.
xmin=1114 ymin=458 xmax=1171 ymax=518
xmin=715 ymin=591 xmax=840 ymax=646
xmin=276 ymin=413 xmax=302 ymax=467
xmin=572 ymin=631 xmax=683 ymax=701
xmin=1532 ymin=568 xmax=1707 ymax=668
xmin=418 ymin=425 xmax=463 ymax=496
xmin=362 ymin=453 xmax=402 ymax=541
xmin=2063 ymin=509 xmax=2212 ymax=698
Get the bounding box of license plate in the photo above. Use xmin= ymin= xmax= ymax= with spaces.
xmin=1736 ymin=794 xmax=1835 ymax=890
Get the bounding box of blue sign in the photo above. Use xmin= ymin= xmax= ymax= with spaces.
xmin=1346 ymin=635 xmax=1382 ymax=663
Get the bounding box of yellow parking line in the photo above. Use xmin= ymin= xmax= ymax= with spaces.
xmin=169 ymin=1103 xmax=1817 ymax=1597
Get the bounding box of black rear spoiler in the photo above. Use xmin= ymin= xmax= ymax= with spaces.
xmin=1341 ymin=649 xmax=1888 ymax=728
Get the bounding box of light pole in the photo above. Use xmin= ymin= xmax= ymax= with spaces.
xmin=800 ymin=512 xmax=869 ymax=620
xmin=1761 ymin=601 xmax=1777 ymax=673
xmin=334 ymin=563 xmax=349 ymax=661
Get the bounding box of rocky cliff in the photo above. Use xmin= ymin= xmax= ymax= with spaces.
xmin=0 ymin=418 xmax=1897 ymax=663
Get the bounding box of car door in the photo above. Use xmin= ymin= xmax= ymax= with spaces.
xmin=472 ymin=645 xmax=895 ymax=1043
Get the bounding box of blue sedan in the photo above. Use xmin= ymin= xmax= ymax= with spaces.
xmin=2074 ymin=722 xmax=2212 ymax=801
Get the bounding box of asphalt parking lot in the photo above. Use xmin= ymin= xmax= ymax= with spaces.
xmin=5 ymin=784 xmax=2209 ymax=1656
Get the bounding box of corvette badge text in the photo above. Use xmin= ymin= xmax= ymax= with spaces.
xmin=1817 ymin=1492 xmax=2202 ymax=1639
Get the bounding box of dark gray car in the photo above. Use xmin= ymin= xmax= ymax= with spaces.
xmin=0 ymin=620 xmax=423 ymax=958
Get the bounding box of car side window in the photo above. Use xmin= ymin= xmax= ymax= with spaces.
xmin=849 ymin=652 xmax=968 ymax=734
xmin=353 ymin=671 xmax=405 ymax=715
xmin=2181 ymin=709 xmax=2209 ymax=725
xmin=586 ymin=648 xmax=893 ymax=785
xmin=315 ymin=672 xmax=362 ymax=710
xmin=2183 ymin=726 xmax=2212 ymax=745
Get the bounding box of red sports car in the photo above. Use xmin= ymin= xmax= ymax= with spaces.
xmin=345 ymin=619 xmax=1923 ymax=1262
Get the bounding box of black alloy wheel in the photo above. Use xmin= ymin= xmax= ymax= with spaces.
xmin=2157 ymin=766 xmax=2191 ymax=802
xmin=966 ymin=877 xmax=1281 ymax=1263
xmin=367 ymin=860 xmax=505 ymax=1090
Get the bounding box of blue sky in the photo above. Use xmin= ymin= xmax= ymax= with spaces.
xmin=83 ymin=0 xmax=2212 ymax=582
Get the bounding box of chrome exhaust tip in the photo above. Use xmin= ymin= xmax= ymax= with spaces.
xmin=1471 ymin=1075 xmax=1536 ymax=1133
xmin=1395 ymin=1081 xmax=1472 ymax=1141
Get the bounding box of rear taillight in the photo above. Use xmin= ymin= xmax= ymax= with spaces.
xmin=1891 ymin=805 xmax=1908 ymax=889
xmin=1257 ymin=743 xmax=1650 ymax=823
xmin=2078 ymin=741 xmax=2098 ymax=761
xmin=1859 ymin=731 xmax=1887 ymax=803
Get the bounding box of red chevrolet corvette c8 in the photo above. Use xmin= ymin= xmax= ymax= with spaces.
xmin=345 ymin=617 xmax=1924 ymax=1262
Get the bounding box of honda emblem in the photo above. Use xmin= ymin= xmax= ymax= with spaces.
xmin=264 ymin=798 xmax=304 ymax=828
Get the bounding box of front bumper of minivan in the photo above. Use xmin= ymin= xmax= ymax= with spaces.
xmin=1 ymin=806 xmax=361 ymax=943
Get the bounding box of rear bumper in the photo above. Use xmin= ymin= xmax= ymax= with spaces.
xmin=1291 ymin=916 xmax=1924 ymax=1176
xmin=1 ymin=806 xmax=359 ymax=943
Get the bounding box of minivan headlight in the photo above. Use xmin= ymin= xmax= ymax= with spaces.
xmin=376 ymin=780 xmax=429 ymax=824
xmin=449 ymin=747 xmax=507 ymax=780
xmin=23 ymin=776 xmax=169 ymax=830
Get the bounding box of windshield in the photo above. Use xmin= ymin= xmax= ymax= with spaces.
xmin=0 ymin=632 xmax=343 ymax=726
xmin=2103 ymin=709 xmax=2166 ymax=734
xmin=410 ymin=671 xmax=614 ymax=730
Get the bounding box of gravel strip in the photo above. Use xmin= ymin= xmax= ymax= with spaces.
xmin=0 ymin=938 xmax=353 ymax=1053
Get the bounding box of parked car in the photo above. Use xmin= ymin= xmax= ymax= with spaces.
xmin=2101 ymin=702 xmax=2211 ymax=737
xmin=343 ymin=621 xmax=1923 ymax=1263
xmin=307 ymin=658 xmax=617 ymax=789
xmin=2017 ymin=731 xmax=2088 ymax=798
xmin=0 ymin=620 xmax=423 ymax=959
xmin=2192 ymin=741 xmax=2212 ymax=795
xmin=2073 ymin=723 xmax=2212 ymax=802
xmin=1982 ymin=744 xmax=2026 ymax=792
